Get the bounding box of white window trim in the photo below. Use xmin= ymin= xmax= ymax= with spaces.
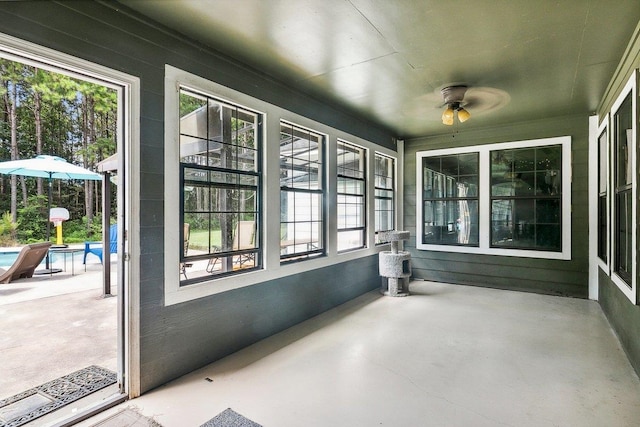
xmin=416 ymin=136 xmax=572 ymax=260
xmin=588 ymin=114 xmax=609 ymax=301
xmin=374 ymin=151 xmax=398 ymax=241
xmin=164 ymin=65 xmax=399 ymax=305
xmin=609 ymin=72 xmax=637 ymax=304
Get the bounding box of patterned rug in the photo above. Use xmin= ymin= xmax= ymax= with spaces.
xmin=90 ymin=408 xmax=163 ymax=427
xmin=201 ymin=408 xmax=262 ymax=427
xmin=0 ymin=365 xmax=117 ymax=427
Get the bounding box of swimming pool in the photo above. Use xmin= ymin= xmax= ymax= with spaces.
xmin=0 ymin=248 xmax=77 ymax=268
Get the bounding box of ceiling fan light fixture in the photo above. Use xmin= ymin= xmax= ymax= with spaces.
xmin=442 ymin=106 xmax=455 ymax=125
xmin=457 ymin=107 xmax=471 ymax=122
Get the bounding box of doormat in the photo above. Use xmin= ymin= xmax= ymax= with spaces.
xmin=0 ymin=365 xmax=117 ymax=427
xmin=200 ymin=408 xmax=262 ymax=427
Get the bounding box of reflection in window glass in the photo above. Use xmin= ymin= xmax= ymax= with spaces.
xmin=374 ymin=153 xmax=395 ymax=244
xmin=179 ymin=89 xmax=261 ymax=284
xmin=279 ymin=122 xmax=324 ymax=261
xmin=490 ymin=145 xmax=562 ymax=250
xmin=598 ymin=127 xmax=608 ymax=263
xmin=337 ymin=140 xmax=366 ymax=251
xmin=614 ymin=93 xmax=633 ymax=285
xmin=422 ymin=153 xmax=479 ymax=246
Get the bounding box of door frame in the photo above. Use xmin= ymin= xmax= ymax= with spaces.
xmin=0 ymin=32 xmax=141 ymax=402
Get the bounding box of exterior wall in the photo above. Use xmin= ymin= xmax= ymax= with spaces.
xmin=0 ymin=2 xmax=393 ymax=393
xmin=595 ymin=21 xmax=640 ymax=377
xmin=404 ymin=115 xmax=589 ymax=298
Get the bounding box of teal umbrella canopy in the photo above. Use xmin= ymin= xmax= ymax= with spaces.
xmin=0 ymin=155 xmax=102 ymax=181
xmin=0 ymin=155 xmax=102 ymax=273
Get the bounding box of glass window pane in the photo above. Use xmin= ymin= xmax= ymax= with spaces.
xmin=337 ymin=229 xmax=365 ymax=252
xmin=280 ymin=122 xmax=325 ymax=260
xmin=421 ymin=152 xmax=479 ymax=247
xmin=423 ymin=200 xmax=478 ymax=245
xmin=180 ymin=89 xmax=262 ymax=283
xmin=598 ymin=195 xmax=607 ymax=262
xmin=615 ymin=94 xmax=633 ymax=187
xmin=616 ymin=190 xmax=632 ymax=282
xmin=598 ymin=129 xmax=608 ymax=195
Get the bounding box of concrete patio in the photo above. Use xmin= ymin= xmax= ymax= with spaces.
xmin=0 ymin=250 xmax=118 ymax=401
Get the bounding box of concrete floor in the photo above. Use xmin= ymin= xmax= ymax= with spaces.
xmin=81 ymin=281 xmax=640 ymax=427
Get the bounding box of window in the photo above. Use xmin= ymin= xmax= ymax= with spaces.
xmin=279 ymin=122 xmax=325 ymax=261
xmin=422 ymin=153 xmax=479 ymax=246
xmin=416 ymin=136 xmax=571 ymax=259
xmin=610 ymin=72 xmax=636 ymax=303
xmin=597 ymin=124 xmax=608 ymax=264
xmin=179 ymin=88 xmax=262 ymax=283
xmin=337 ymin=140 xmax=367 ymax=251
xmin=165 ymin=66 xmax=401 ymax=304
xmin=374 ymin=153 xmax=395 ymax=244
xmin=490 ymin=145 xmax=561 ymax=251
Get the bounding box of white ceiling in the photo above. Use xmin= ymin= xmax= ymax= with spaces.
xmin=121 ymin=0 xmax=640 ymax=138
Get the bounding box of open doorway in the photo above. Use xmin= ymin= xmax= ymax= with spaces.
xmin=0 ymin=34 xmax=138 ymax=426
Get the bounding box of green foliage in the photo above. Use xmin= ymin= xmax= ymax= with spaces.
xmin=61 ymin=216 xmax=105 ymax=243
xmin=179 ymin=91 xmax=206 ymax=117
xmin=16 ymin=195 xmax=48 ymax=242
xmin=1 ymin=57 xmax=119 ymax=243
xmin=13 ymin=195 xmax=111 ymax=244
xmin=0 ymin=212 xmax=19 ymax=246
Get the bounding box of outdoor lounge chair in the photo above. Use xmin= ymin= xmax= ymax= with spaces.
xmin=0 ymin=242 xmax=52 ymax=284
xmin=180 ymin=223 xmax=191 ymax=279
xmin=206 ymin=221 xmax=256 ymax=273
xmin=83 ymin=223 xmax=117 ymax=264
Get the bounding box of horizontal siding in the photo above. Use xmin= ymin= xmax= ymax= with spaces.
xmin=597 ymin=20 xmax=640 ymax=379
xmin=0 ymin=1 xmax=395 ymax=394
xmin=405 ymin=115 xmax=589 ymax=298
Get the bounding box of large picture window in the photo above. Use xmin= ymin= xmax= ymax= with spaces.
xmin=337 ymin=140 xmax=367 ymax=252
xmin=279 ymin=122 xmax=325 ymax=261
xmin=490 ymin=145 xmax=561 ymax=251
xmin=179 ymin=88 xmax=262 ymax=283
xmin=416 ymin=136 xmax=571 ymax=259
xmin=422 ymin=153 xmax=479 ymax=246
xmin=609 ymin=72 xmax=636 ymax=304
xmin=374 ymin=153 xmax=396 ymax=244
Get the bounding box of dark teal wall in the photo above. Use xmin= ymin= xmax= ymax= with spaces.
xmin=0 ymin=1 xmax=390 ymax=392
xmin=595 ymin=22 xmax=640 ymax=378
xmin=599 ymin=270 xmax=640 ymax=377
xmin=404 ymin=115 xmax=589 ymax=298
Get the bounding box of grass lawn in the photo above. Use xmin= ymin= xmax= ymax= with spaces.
xmin=189 ymin=229 xmax=221 ymax=250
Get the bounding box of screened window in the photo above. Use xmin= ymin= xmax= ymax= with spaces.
xmin=279 ymin=122 xmax=324 ymax=261
xmin=490 ymin=145 xmax=562 ymax=251
xmin=337 ymin=140 xmax=367 ymax=251
xmin=374 ymin=153 xmax=395 ymax=244
xmin=422 ymin=153 xmax=479 ymax=246
xmin=597 ymin=126 xmax=608 ymax=263
xmin=613 ymin=92 xmax=633 ymax=286
xmin=179 ymin=88 xmax=261 ymax=283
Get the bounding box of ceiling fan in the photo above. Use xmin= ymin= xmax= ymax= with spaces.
xmin=441 ymin=85 xmax=471 ymax=125
xmin=434 ymin=84 xmax=510 ymax=126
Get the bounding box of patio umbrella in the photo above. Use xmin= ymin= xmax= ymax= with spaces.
xmin=0 ymin=155 xmax=102 ymax=273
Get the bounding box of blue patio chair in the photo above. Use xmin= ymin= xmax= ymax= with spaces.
xmin=83 ymin=223 xmax=118 ymax=264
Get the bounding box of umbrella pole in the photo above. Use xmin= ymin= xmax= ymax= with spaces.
xmin=45 ymin=176 xmax=51 ymax=269
xmin=35 ymin=175 xmax=61 ymax=275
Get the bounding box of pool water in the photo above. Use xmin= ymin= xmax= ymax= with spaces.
xmin=0 ymin=250 xmax=76 ymax=268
